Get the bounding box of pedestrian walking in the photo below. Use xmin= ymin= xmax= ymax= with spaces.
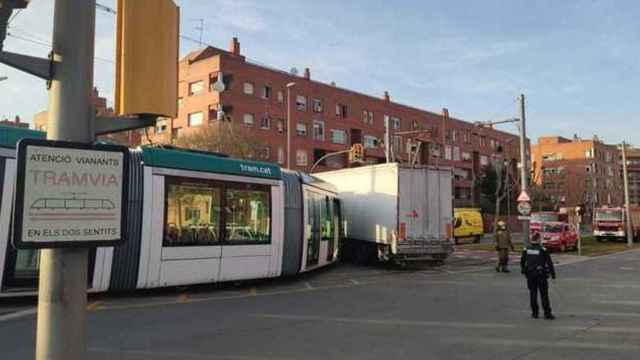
xmin=520 ymin=232 xmax=556 ymax=320
xmin=495 ymin=220 xmax=514 ymax=273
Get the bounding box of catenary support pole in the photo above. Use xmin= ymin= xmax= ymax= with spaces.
xmin=518 ymin=94 xmax=530 ymax=246
xmin=621 ymin=141 xmax=633 ymax=247
xmin=36 ymin=1 xmax=96 ymax=359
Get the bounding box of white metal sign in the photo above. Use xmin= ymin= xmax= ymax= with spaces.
xmin=517 ymin=201 xmax=532 ymax=216
xmin=517 ymin=190 xmax=531 ymax=202
xmin=13 ymin=139 xmax=129 ymax=248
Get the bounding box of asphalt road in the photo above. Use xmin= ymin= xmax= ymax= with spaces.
xmin=1 ymin=249 xmax=640 ymax=359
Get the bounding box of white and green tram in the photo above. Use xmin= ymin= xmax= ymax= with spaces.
xmin=0 ymin=126 xmax=342 ymax=295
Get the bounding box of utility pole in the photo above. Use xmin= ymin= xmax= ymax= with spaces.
xmin=621 ymin=141 xmax=633 ymax=247
xmin=35 ymin=1 xmax=95 ymax=359
xmin=518 ymin=94 xmax=530 ymax=246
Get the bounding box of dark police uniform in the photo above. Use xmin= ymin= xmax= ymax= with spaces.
xmin=520 ymin=243 xmax=556 ymax=319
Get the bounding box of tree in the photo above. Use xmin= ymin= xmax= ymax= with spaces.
xmin=477 ymin=164 xmax=498 ymax=215
xmin=174 ymin=122 xmax=268 ymax=160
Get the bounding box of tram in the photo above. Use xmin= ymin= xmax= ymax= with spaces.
xmin=0 ymin=126 xmax=342 ymax=295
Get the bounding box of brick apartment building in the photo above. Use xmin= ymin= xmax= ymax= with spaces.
xmin=33 ymin=87 xmax=141 ymax=146
xmin=624 ymin=147 xmax=640 ymax=205
xmin=148 ymin=37 xmax=526 ymax=207
xmin=531 ymin=135 xmax=623 ymax=215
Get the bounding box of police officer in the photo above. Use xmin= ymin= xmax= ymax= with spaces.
xmin=495 ymin=220 xmax=514 ymax=272
xmin=520 ymin=232 xmax=556 ymax=320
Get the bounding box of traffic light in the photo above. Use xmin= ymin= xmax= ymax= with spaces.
xmin=350 ymin=143 xmax=364 ymax=163
xmin=115 ymin=0 xmax=179 ymax=118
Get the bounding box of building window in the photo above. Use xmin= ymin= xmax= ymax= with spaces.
xmin=444 ymin=145 xmax=452 ymax=160
xmin=330 ymin=129 xmax=347 ymax=144
xmin=163 ymin=178 xmax=222 ymax=246
xmin=261 ymin=146 xmax=271 ymax=160
xmin=277 ymin=91 xmax=284 ymax=103
xmin=243 ymin=82 xmax=254 ymax=95
xmin=262 ymin=85 xmax=271 ymax=99
xmin=480 ymin=136 xmax=487 ymax=147
xmin=260 ymin=115 xmax=270 ymax=129
xmin=480 ymin=155 xmax=489 ymax=166
xmin=313 ymin=99 xmax=323 ymax=113
xmin=189 ymin=81 xmax=204 ymax=96
xmin=453 ymin=146 xmax=460 ymax=161
xmin=225 ymin=184 xmax=271 ymax=243
xmin=188 ymin=112 xmax=204 ymax=127
xmin=243 ymin=113 xmax=255 ymax=127
xmin=364 ymin=135 xmax=378 ymax=149
xmin=313 ymin=120 xmax=325 ymax=141
xmin=362 ymin=110 xmax=374 ymax=125
xmin=542 ymin=153 xmax=563 ymax=161
xmin=296 ymin=149 xmax=308 ymax=166
xmin=277 ymin=147 xmax=285 ymax=164
xmin=178 ymin=97 xmax=183 ymax=108
xmin=393 ymin=135 xmax=402 ymax=155
xmin=276 ymin=119 xmax=284 ymax=133
xmin=452 ymin=130 xmax=457 ymax=142
xmin=462 ymin=151 xmax=471 ymax=161
xmin=156 ymin=119 xmax=168 ymax=134
xmin=296 ymin=95 xmax=307 ymax=111
xmin=336 ymin=103 xmax=348 ymax=118
xmin=296 ymin=123 xmax=307 ymax=136
xmin=390 ymin=116 xmax=401 ymax=129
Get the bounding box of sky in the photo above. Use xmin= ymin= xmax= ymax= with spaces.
xmin=0 ymin=0 xmax=638 ymax=145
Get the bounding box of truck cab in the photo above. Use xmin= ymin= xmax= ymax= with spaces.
xmin=593 ymin=207 xmax=625 ymax=241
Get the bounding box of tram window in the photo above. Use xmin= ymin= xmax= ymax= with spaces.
xmin=47 ymin=199 xmax=65 ymax=209
xmin=320 ymin=196 xmax=333 ymax=240
xmin=14 ymin=249 xmax=40 ymax=279
xmin=225 ymin=185 xmax=271 ymax=243
xmin=67 ymin=199 xmax=83 ymax=209
xmin=164 ymin=178 xmax=222 ymax=246
xmin=85 ymin=199 xmax=101 ymax=209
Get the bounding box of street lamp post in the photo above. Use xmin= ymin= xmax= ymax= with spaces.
xmin=621 ymin=141 xmax=633 ymax=247
xmin=286 ymin=82 xmax=296 ymax=169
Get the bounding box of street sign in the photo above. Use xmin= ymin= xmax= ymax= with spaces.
xmin=517 ymin=201 xmax=532 ymax=216
xmin=517 ymin=190 xmax=531 ymax=202
xmin=13 ymin=139 xmax=129 ymax=248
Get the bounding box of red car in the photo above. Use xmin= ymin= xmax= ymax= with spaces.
xmin=540 ymin=222 xmax=578 ymax=252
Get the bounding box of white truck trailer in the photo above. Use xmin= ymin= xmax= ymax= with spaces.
xmin=315 ymin=163 xmax=454 ymax=264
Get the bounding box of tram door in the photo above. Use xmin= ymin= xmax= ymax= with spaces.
xmin=328 ymin=198 xmax=341 ymax=262
xmin=306 ymin=193 xmax=321 ymax=266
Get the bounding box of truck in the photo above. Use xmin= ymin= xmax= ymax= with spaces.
xmin=593 ymin=206 xmax=640 ymax=242
xmin=315 ymin=163 xmax=454 ymax=265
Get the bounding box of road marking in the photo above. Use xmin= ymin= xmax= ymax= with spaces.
xmin=619 ymin=267 xmax=634 ymax=271
xmin=87 ymin=301 xmax=103 ymax=311
xmin=0 ymin=308 xmax=36 ymax=322
xmin=252 ymin=313 xmax=518 ymax=330
xmin=441 ymin=337 xmax=640 ymax=351
xmin=304 ymin=282 xmax=314 ymax=290
xmin=349 ymin=279 xmax=360 ymax=285
xmin=89 ymin=347 xmax=296 ymax=359
xmin=594 ymin=300 xmax=640 ymax=306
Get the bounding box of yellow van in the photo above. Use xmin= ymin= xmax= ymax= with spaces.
xmin=453 ymin=208 xmax=484 ymax=244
